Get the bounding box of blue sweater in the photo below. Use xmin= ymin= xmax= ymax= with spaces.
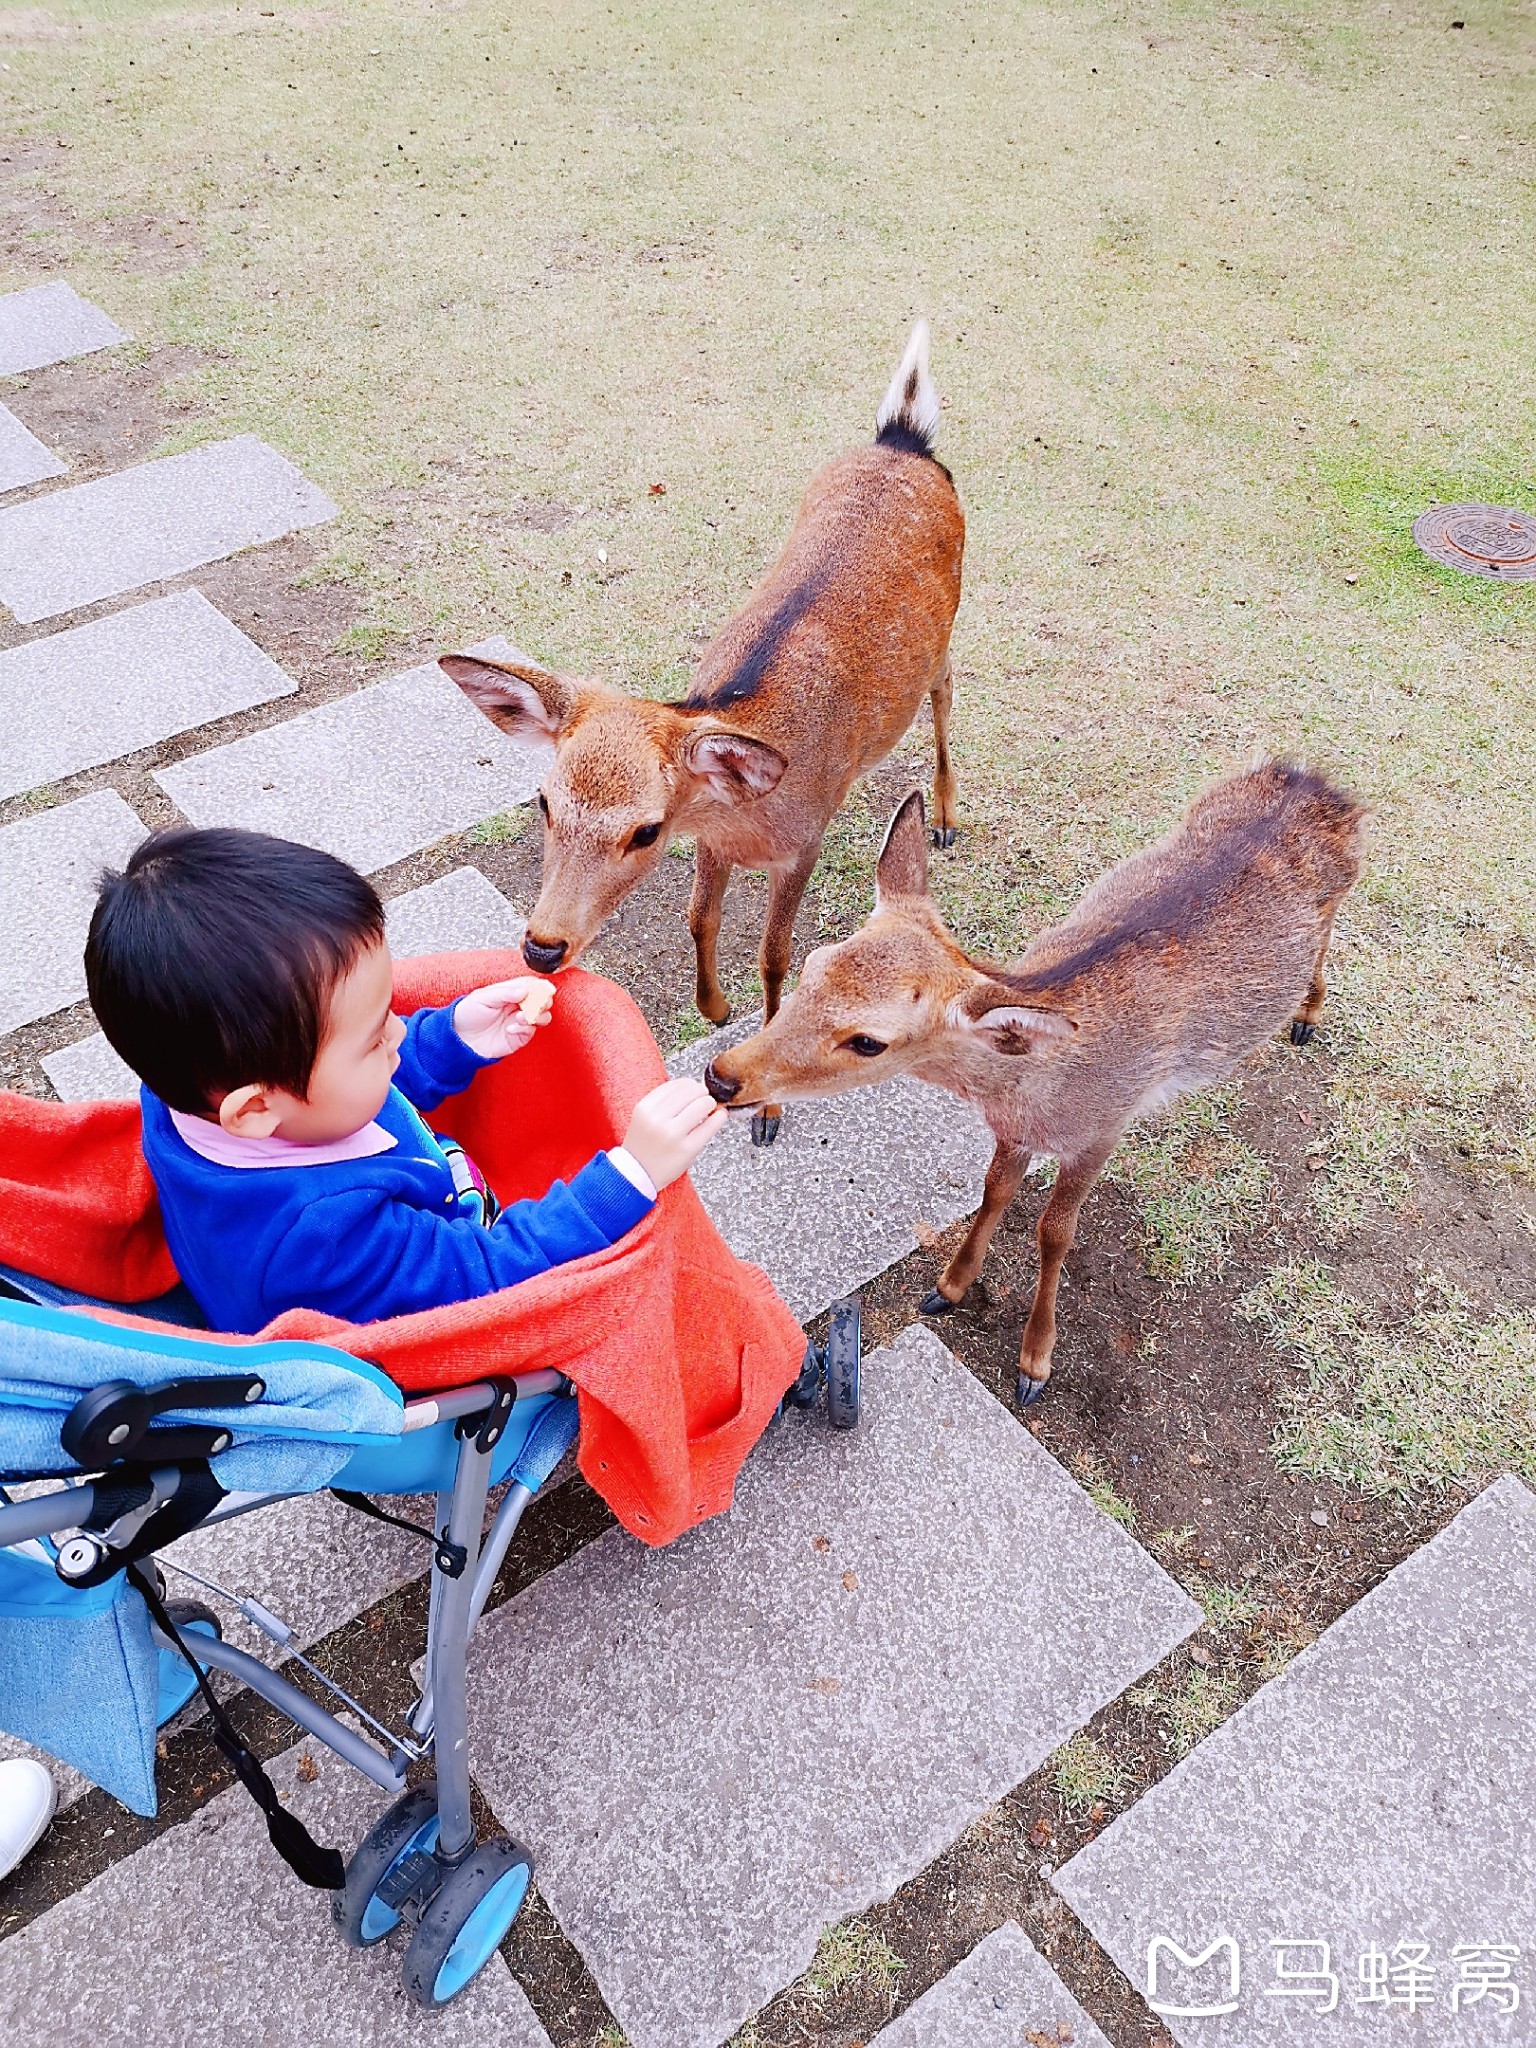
xmin=140 ymin=1002 xmax=653 ymax=1334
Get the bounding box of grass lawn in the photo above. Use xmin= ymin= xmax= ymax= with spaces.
xmin=3 ymin=2 xmax=1532 ymax=1477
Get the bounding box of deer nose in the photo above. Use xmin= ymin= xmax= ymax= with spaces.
xmin=703 ymin=1062 xmax=741 ymax=1104
xmin=522 ymin=935 xmax=568 ymax=974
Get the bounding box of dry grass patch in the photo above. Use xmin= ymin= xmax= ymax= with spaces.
xmin=1242 ymin=1260 xmax=1536 ymax=1496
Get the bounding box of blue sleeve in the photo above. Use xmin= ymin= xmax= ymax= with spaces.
xmin=391 ymin=1002 xmax=495 ymax=1112
xmin=259 ymin=1153 xmax=654 ymax=1323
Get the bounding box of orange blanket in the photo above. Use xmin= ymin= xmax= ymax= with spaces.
xmin=0 ymin=956 xmax=805 ymax=1545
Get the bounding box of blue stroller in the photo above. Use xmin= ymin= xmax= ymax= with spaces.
xmin=0 ymin=1261 xmax=579 ymax=2010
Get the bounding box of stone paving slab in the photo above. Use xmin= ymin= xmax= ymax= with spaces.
xmin=869 ymin=1921 xmax=1113 ymax=2048
xmin=0 ymin=790 xmax=145 ymax=1033
xmin=42 ymin=868 xmax=526 ymax=1101
xmin=465 ymin=1324 xmax=1200 ymax=2048
xmin=0 ymin=400 xmax=66 ymax=493
xmin=164 ymin=1491 xmax=426 ymax=1674
xmin=0 ymin=434 xmax=337 ymax=623
xmin=1054 ymin=1475 xmax=1536 ymax=2046
xmin=0 ymin=280 xmax=127 ymax=376
xmin=156 ymin=637 xmax=546 ymax=871
xmin=37 ymin=1030 xmax=138 ymax=1103
xmin=0 ymin=1737 xmax=554 ymax=2046
xmin=0 ymin=589 xmax=297 ymax=802
xmin=669 ymin=1016 xmax=995 ymax=1322
xmin=382 ymin=864 xmax=526 ymax=960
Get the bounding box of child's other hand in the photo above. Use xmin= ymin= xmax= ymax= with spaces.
xmin=622 ymin=1077 xmax=726 ymax=1192
xmin=453 ymin=978 xmax=557 ymax=1059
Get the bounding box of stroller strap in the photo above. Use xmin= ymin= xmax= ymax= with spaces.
xmin=129 ymin=1562 xmax=343 ymax=1891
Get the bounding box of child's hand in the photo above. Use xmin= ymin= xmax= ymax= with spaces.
xmin=453 ymin=978 xmax=557 ymax=1059
xmin=622 ymin=1077 xmax=726 ymax=1192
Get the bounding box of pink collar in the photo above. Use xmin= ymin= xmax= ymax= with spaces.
xmin=169 ymin=1109 xmax=398 ymax=1171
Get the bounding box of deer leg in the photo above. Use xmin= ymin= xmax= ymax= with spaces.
xmin=929 ymin=654 xmax=959 ymax=849
xmin=1017 ymin=1147 xmax=1112 ymax=1406
xmin=920 ymin=1141 xmax=1029 ymax=1315
xmin=1291 ymin=901 xmax=1341 ymax=1047
xmin=750 ymin=842 xmax=821 ymax=1147
xmin=689 ymin=844 xmax=733 ymax=1026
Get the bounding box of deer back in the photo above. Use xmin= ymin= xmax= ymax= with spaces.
xmin=964 ymin=762 xmax=1367 ymax=1150
xmin=684 ymin=444 xmax=963 ymax=797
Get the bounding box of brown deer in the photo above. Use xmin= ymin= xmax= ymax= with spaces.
xmin=703 ymin=762 xmax=1365 ymax=1404
xmin=439 ymin=320 xmax=965 ymax=1144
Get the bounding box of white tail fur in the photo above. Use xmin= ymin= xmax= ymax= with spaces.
xmin=876 ymin=318 xmax=941 ymax=448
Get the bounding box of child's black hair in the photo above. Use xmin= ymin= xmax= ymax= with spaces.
xmin=85 ymin=828 xmax=386 ymax=1115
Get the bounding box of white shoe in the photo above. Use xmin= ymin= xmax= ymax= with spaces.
xmin=0 ymin=1757 xmax=56 ymax=1879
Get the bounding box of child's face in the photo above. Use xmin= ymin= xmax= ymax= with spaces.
xmin=222 ymin=940 xmax=405 ymax=1144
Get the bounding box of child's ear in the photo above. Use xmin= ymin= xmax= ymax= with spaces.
xmin=218 ymin=1084 xmax=281 ymax=1140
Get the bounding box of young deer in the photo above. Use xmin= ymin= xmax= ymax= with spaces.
xmin=439 ymin=320 xmax=965 ymax=1144
xmin=704 ymin=762 xmax=1365 ymax=1404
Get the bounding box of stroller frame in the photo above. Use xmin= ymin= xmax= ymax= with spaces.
xmin=1 ymin=1356 xmax=573 ymax=2006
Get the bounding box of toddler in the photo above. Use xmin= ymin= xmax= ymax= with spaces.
xmin=84 ymin=828 xmax=726 ymax=1335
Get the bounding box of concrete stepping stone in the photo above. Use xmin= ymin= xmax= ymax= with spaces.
xmin=0 ymin=280 xmax=127 ymax=377
xmin=382 ymin=865 xmax=526 ymax=960
xmin=0 ymin=589 xmax=298 ymax=803
xmin=869 ymin=1921 xmax=1112 ymax=2048
xmin=669 ymin=1016 xmax=994 ymax=1322
xmin=0 ymin=435 xmax=337 ymax=624
xmin=0 ymin=401 xmax=66 ymax=493
xmin=163 ymin=1491 xmax=426 ymax=1677
xmin=0 ymin=1736 xmax=554 ymax=2046
xmin=0 ymin=790 xmax=145 ymax=1034
xmin=36 ymin=1030 xmax=138 ymax=1104
xmin=42 ymin=868 xmax=526 ymax=1102
xmin=156 ymin=639 xmax=545 ymax=872
xmin=1054 ymin=1475 xmax=1536 ymax=2046
xmin=463 ymin=1324 xmax=1199 ymax=2048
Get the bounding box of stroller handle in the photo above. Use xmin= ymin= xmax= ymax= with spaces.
xmin=399 ymin=1369 xmax=568 ymax=1431
xmin=0 ymin=1369 xmax=574 ymax=1549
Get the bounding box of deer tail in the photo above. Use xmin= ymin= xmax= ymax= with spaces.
xmin=875 ymin=318 xmax=942 ymax=456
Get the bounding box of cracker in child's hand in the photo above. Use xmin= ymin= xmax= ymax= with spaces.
xmin=519 ymin=981 xmax=556 ymax=1025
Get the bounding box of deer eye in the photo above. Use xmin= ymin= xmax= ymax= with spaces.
xmin=626 ymin=821 xmax=663 ymax=853
xmin=843 ymin=1034 xmax=888 ymax=1058
xmin=536 ymin=791 xmax=550 ymax=821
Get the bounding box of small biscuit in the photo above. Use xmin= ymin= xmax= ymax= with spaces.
xmin=518 ymin=982 xmax=556 ymax=1024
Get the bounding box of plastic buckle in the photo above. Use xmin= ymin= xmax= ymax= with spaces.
xmin=434 ymin=1529 xmax=469 ymax=1579
xmin=455 ymin=1378 xmax=516 ymax=1454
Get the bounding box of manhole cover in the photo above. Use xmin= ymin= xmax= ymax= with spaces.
xmin=1412 ymin=502 xmax=1536 ymax=579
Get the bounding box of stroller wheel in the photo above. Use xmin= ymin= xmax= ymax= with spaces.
xmin=825 ymin=1295 xmax=861 ymax=1429
xmin=333 ymin=1781 xmax=441 ymax=1948
xmin=402 ymin=1835 xmax=535 ymax=2008
xmin=155 ymin=1600 xmax=221 ymax=1728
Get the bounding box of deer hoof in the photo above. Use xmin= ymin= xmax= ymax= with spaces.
xmin=1016 ymin=1369 xmax=1051 ymax=1409
xmin=919 ymin=1287 xmax=958 ymax=1317
xmin=932 ymin=825 xmax=958 ymax=849
xmin=750 ymin=1109 xmax=781 ymax=1147
xmin=1290 ymin=1018 xmax=1316 ymax=1047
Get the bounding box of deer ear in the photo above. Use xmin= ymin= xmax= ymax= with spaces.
xmin=439 ymin=653 xmax=580 ymax=742
xmin=955 ymin=983 xmax=1078 ymax=1056
xmin=875 ymin=790 xmax=930 ymax=903
xmin=684 ymin=727 xmax=787 ymax=803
